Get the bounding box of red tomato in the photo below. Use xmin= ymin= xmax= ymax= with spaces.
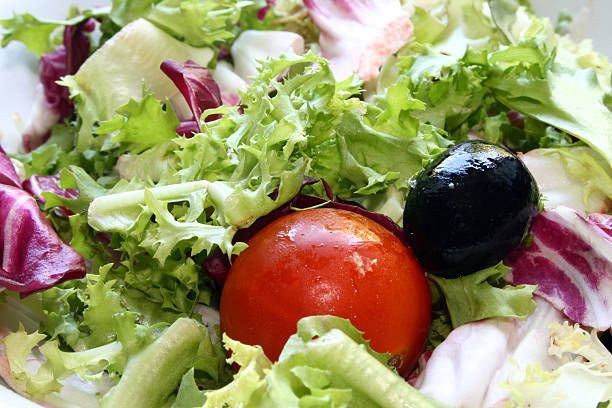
xmin=219 ymin=208 xmax=431 ymax=375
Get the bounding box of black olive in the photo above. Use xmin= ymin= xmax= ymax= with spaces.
xmin=403 ymin=140 xmax=539 ymax=279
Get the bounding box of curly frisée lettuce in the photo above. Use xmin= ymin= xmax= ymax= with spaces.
xmin=2 ymin=317 xmax=217 ymax=407
xmin=0 ymin=46 xmax=455 ymax=406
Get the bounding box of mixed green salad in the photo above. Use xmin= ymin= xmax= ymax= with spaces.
xmin=0 ymin=0 xmax=612 ymax=407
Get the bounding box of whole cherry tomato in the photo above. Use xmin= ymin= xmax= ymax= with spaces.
xmin=219 ymin=208 xmax=431 ymax=375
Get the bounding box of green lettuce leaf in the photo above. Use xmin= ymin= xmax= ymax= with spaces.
xmin=172 ymin=368 xmax=208 ymax=408
xmin=94 ymin=94 xmax=180 ymax=154
xmin=10 ymin=123 xmax=96 ymax=179
xmin=109 ymin=0 xmax=160 ymax=27
xmin=486 ymin=64 xmax=612 ymax=168
xmin=114 ymin=141 xmax=179 ymax=183
xmin=0 ymin=11 xmax=91 ymax=57
xmin=23 ymin=258 xmax=216 ymax=375
xmin=377 ymin=0 xmax=612 ymax=170
xmin=1 ymin=12 xmax=63 ymax=57
xmin=87 ymin=52 xmax=447 ymax=272
xmin=429 ymin=262 xmax=537 ymax=328
xmin=3 ymin=315 xmax=219 ymax=403
xmin=40 ymin=286 xmax=81 ymax=346
xmin=43 ymin=166 xmax=109 ymax=214
xmin=109 ymin=0 xmax=269 ymax=48
xmin=58 ymin=18 xmax=213 ymax=152
xmin=3 ymin=324 xmax=122 ymax=397
xmin=100 ymin=318 xmax=208 ymax=408
xmin=410 ymin=6 xmax=446 ymax=45
xmin=204 ymin=315 xmax=450 ymax=408
xmin=146 ymin=0 xmax=250 ymax=48
xmin=1 ymin=6 xmax=114 ymax=57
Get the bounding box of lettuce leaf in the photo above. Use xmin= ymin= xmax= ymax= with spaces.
xmin=0 ymin=185 xmax=86 ymax=296
xmin=503 ymin=322 xmax=612 ymax=408
xmin=486 ymin=61 xmax=612 ymax=170
xmin=0 ymin=12 xmax=91 ymax=58
xmin=377 ymin=0 xmax=612 ymax=171
xmin=109 ymin=0 xmax=269 ymax=48
xmin=0 ymin=145 xmax=22 ymax=188
xmin=84 ymin=52 xmax=450 ymax=281
xmin=145 ymin=0 xmax=250 ymax=48
xmin=3 ymin=316 xmax=215 ymax=406
xmin=99 ymin=318 xmax=208 ymax=408
xmin=204 ymin=315 xmax=450 ymax=408
xmin=3 ymin=324 xmax=122 ymax=397
xmin=547 ymin=147 xmax=612 ymax=208
xmin=429 ymin=263 xmax=537 ymax=328
xmin=97 ymin=94 xmax=181 ymax=154
xmin=506 ymin=207 xmax=612 ymax=330
xmin=171 ymin=368 xmax=207 ymax=408
xmin=58 ymin=18 xmax=214 ymax=152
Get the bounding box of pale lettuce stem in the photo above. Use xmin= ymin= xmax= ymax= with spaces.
xmin=88 ymin=180 xmax=211 ymax=216
xmin=99 ymin=318 xmax=204 ymax=408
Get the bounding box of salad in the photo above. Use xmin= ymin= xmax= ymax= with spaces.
xmin=1 ymin=0 xmax=612 ymax=407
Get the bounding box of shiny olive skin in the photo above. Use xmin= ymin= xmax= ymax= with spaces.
xmin=403 ymin=140 xmax=539 ymax=279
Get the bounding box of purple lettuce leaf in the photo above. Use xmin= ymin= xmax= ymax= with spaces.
xmin=0 ymin=185 xmax=86 ymax=297
xmin=203 ymin=177 xmax=408 ymax=283
xmin=257 ymin=0 xmax=274 ymax=20
xmin=0 ymin=145 xmax=21 ymax=189
xmin=160 ymin=59 xmax=223 ymax=136
xmin=23 ymin=19 xmax=95 ymax=151
xmin=505 ymin=206 xmax=612 ymax=330
xmin=175 ymin=120 xmax=201 ymax=138
xmin=506 ymin=110 xmax=524 ymax=130
xmin=64 ymin=18 xmax=95 ymax=76
xmin=23 ymin=174 xmax=79 ymax=217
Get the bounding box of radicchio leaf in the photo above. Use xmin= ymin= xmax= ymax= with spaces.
xmin=506 ymin=110 xmax=525 ymax=130
xmin=505 ymin=206 xmax=612 ymax=330
xmin=203 ymin=177 xmax=408 ymax=283
xmin=0 ymin=145 xmax=21 ymax=189
xmin=0 ymin=185 xmax=86 ymax=297
xmin=23 ymin=19 xmax=95 ymax=151
xmin=160 ymin=59 xmax=223 ymax=136
xmin=257 ymin=0 xmax=274 ymax=20
xmin=23 ymin=174 xmax=79 ymax=217
xmin=304 ymin=0 xmax=414 ymax=81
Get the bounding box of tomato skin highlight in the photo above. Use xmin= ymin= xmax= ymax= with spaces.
xmin=219 ymin=208 xmax=431 ymax=375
